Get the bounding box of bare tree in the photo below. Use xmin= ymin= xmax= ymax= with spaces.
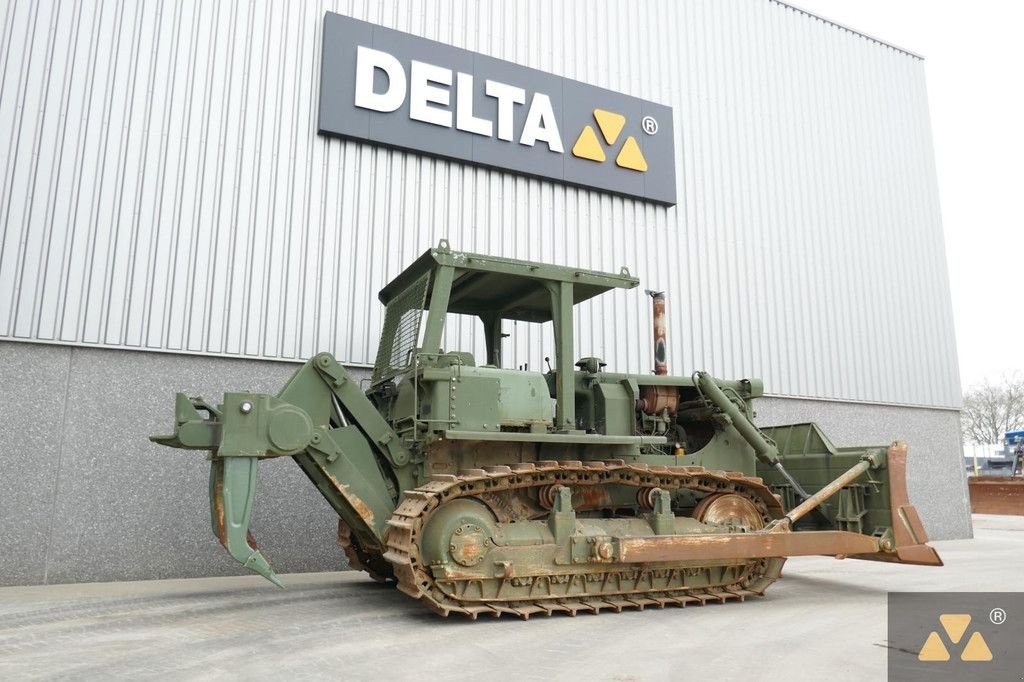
xmin=961 ymin=374 xmax=1024 ymax=444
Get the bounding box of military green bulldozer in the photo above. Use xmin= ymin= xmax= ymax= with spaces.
xmin=152 ymin=241 xmax=940 ymax=618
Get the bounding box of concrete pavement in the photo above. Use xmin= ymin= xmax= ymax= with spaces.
xmin=1 ymin=515 xmax=1021 ymax=681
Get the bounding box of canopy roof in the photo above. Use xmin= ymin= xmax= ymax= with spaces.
xmin=379 ymin=244 xmax=639 ymax=323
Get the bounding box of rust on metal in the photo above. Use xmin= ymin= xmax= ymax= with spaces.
xmin=646 ymin=289 xmax=668 ymax=375
xmin=538 ymin=484 xmax=613 ymax=511
xmin=638 ymin=385 xmax=679 ymax=416
xmin=968 ymin=476 xmax=1024 ymax=515
xmin=693 ymin=493 xmax=765 ymax=531
xmin=476 ymin=490 xmax=539 ymax=521
xmin=617 ymin=529 xmax=882 ymax=563
xmin=573 ymin=485 xmax=614 ymax=511
xmin=636 ymin=487 xmax=657 ymax=510
xmin=449 ymin=524 xmax=488 ymax=567
xmin=867 ymin=441 xmax=943 ymax=566
xmin=212 ymin=460 xmax=228 ymax=546
xmin=344 ymin=492 xmax=375 ymax=524
xmin=324 ymin=471 xmax=375 ymax=524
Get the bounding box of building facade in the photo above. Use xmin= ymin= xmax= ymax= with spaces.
xmin=0 ymin=0 xmax=967 ymax=586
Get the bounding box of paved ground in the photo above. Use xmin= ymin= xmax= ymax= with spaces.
xmin=1 ymin=515 xmax=1021 ymax=681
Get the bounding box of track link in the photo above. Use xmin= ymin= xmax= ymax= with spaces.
xmin=337 ymin=520 xmax=392 ymax=583
xmin=383 ymin=459 xmax=786 ymax=619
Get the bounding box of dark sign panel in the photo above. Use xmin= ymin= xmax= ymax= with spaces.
xmin=318 ymin=12 xmax=677 ymax=205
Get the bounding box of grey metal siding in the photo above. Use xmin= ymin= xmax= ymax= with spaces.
xmin=0 ymin=0 xmax=961 ymax=407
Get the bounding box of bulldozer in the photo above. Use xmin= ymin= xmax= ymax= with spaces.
xmin=152 ymin=241 xmax=941 ymax=618
xmin=968 ymin=432 xmax=1024 ymax=515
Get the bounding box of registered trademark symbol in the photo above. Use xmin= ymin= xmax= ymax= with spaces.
xmin=641 ymin=115 xmax=658 ymax=135
xmin=990 ymin=607 xmax=1007 ymax=625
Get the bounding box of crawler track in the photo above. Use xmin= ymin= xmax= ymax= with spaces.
xmin=382 ymin=459 xmax=787 ymax=619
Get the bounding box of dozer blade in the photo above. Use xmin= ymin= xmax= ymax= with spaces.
xmin=968 ymin=476 xmax=1024 ymax=515
xmin=848 ymin=441 xmax=942 ymax=566
xmin=209 ymin=456 xmax=283 ymax=587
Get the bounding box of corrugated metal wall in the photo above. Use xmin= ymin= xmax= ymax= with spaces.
xmin=0 ymin=0 xmax=960 ymax=408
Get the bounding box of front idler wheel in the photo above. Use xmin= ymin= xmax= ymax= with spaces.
xmin=693 ymin=493 xmax=766 ymax=532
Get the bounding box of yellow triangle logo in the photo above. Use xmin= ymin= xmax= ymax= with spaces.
xmin=572 ymin=125 xmax=605 ymax=162
xmin=572 ymin=110 xmax=649 ymax=173
xmin=918 ymin=614 xmax=994 ymax=664
xmin=939 ymin=614 xmax=971 ymax=644
xmin=615 ymin=136 xmax=648 ymax=172
xmin=960 ymin=632 xmax=993 ymax=662
xmin=917 ymin=631 xmax=950 ymax=661
xmin=593 ymin=109 xmax=626 ymax=145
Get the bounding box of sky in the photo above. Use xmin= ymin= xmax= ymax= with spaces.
xmin=790 ymin=0 xmax=1024 ymax=391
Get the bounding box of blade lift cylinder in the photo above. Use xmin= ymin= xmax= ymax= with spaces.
xmin=694 ymin=370 xmax=811 ymax=500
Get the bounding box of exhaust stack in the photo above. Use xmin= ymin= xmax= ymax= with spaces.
xmin=646 ymin=290 xmax=667 ymax=375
